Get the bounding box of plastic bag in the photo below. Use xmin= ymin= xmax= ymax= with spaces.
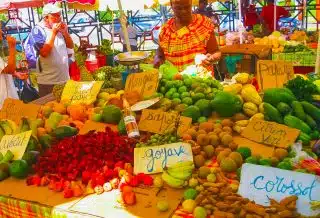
xmin=0 ymin=74 xmax=19 ymax=109
xmin=291 ymin=141 xmax=320 ymax=175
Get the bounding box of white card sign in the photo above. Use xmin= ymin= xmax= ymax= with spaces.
xmin=238 ymin=163 xmax=320 ymax=216
xmin=134 ymin=142 xmax=193 ymax=175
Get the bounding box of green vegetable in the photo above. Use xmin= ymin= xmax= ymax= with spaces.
xmin=118 ymin=119 xmax=127 ymax=135
xmin=1 ymin=151 xmax=14 ymax=163
xmin=314 ymin=80 xmax=320 ymax=93
xmin=284 ymin=115 xmax=311 ymax=134
xmin=276 ymin=102 xmax=292 ymax=115
xmin=291 ymin=101 xmax=306 ymax=121
xmin=9 ymin=160 xmax=29 ymax=179
xmin=263 ymin=88 xmax=296 ymax=106
xmin=0 ymin=152 xmax=3 ymax=162
xmin=210 ymin=92 xmax=243 ymax=117
xmin=305 ymin=115 xmax=317 ymax=129
xmin=259 ymin=158 xmax=272 ymax=166
xmin=301 ymin=101 xmax=320 ymax=122
xmin=277 ymin=161 xmax=293 ymax=171
xmin=194 ymin=99 xmax=211 ymax=117
xmin=184 ymin=188 xmax=198 ymax=200
xmin=297 ymin=132 xmax=311 ymax=145
xmin=182 ymin=106 xmax=201 ymax=123
xmin=310 ymin=130 xmax=320 ymax=140
xmin=236 ymin=147 xmax=252 ymax=159
xmin=245 ymin=156 xmax=258 ymax=164
xmin=102 ymin=105 xmax=123 ymax=124
xmin=0 ymin=163 xmax=9 ymax=181
xmin=39 ymin=134 xmax=53 ymax=150
xmin=53 ymin=126 xmax=78 ymax=140
xmin=264 ymin=103 xmax=283 ymax=124
xmin=285 ymin=76 xmax=318 ymax=102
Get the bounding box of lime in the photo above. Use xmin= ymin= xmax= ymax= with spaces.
xmin=194 ymin=87 xmax=205 ymax=93
xmin=182 ymin=97 xmax=193 ymax=105
xmin=175 ymin=104 xmax=188 ymax=112
xmin=206 ymin=93 xmax=215 ymax=100
xmin=9 ymin=160 xmax=29 ymax=179
xmin=181 ymin=92 xmax=191 ymax=98
xmin=172 ymin=98 xmax=182 ymax=106
xmin=169 ymin=87 xmax=177 ymax=93
xmin=174 ymin=80 xmax=184 ymax=88
xmin=191 ymin=82 xmax=200 ymax=89
xmin=160 ymin=86 xmax=166 ymax=94
xmin=165 ymin=81 xmax=175 ymax=89
xmin=183 ymin=78 xmax=192 ymax=87
xmin=165 ymin=91 xmax=173 ymax=99
xmin=91 ymin=113 xmax=102 ymax=122
xmin=172 ymin=93 xmax=180 ymax=99
xmin=178 ymin=86 xmax=188 ymax=93
xmin=192 ymin=93 xmax=205 ymax=102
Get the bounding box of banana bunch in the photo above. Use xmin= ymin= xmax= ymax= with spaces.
xmin=162 ymin=161 xmax=194 ymax=189
xmin=0 ymin=119 xmax=18 ymax=140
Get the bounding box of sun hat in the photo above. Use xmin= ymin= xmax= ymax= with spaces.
xmin=42 ymin=3 xmax=62 ymax=17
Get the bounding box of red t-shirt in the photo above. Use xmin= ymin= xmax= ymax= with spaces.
xmin=261 ymin=4 xmax=289 ymax=32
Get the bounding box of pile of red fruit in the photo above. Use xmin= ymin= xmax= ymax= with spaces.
xmin=26 ymin=128 xmax=154 ymax=200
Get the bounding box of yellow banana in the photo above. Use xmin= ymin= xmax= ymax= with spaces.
xmin=3 ymin=119 xmax=18 ymax=134
xmin=162 ymin=171 xmax=185 ymax=188
xmin=18 ymin=117 xmax=30 ymax=133
xmin=167 ymin=169 xmax=192 ymax=181
xmin=0 ymin=121 xmax=13 ymax=135
xmin=167 ymin=164 xmax=194 ymax=174
xmin=0 ymin=126 xmax=5 ymax=141
xmin=167 ymin=161 xmax=194 ymax=169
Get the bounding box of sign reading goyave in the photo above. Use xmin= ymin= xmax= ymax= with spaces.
xmin=238 ymin=163 xmax=320 ymax=216
xmin=134 ymin=142 xmax=193 ymax=174
xmin=138 ymin=109 xmax=192 ymax=136
xmin=61 ymin=80 xmax=104 ymax=105
xmin=0 ymin=130 xmax=32 ymax=160
xmin=124 ymin=71 xmax=159 ymax=98
xmin=256 ymin=60 xmax=294 ymax=91
xmin=241 ymin=119 xmax=300 ymax=148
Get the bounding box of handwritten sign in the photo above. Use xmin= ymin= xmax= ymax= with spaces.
xmin=61 ymin=80 xmax=104 ymax=105
xmin=79 ymin=120 xmax=117 ymax=135
xmin=0 ymin=99 xmax=41 ymax=125
xmin=257 ymin=60 xmax=294 ymax=91
xmin=233 ymin=136 xmax=274 ymax=158
xmin=125 ymin=71 xmax=159 ymax=98
xmin=138 ymin=109 xmax=192 ymax=136
xmin=0 ymin=130 xmax=32 ymax=160
xmin=238 ymin=163 xmax=320 ymax=216
xmin=241 ymin=120 xmax=300 ymax=148
xmin=134 ymin=142 xmax=193 ymax=174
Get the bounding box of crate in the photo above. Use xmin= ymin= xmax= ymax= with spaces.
xmin=219 ymin=44 xmax=272 ymax=76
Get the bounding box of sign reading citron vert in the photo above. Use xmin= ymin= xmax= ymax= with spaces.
xmin=61 ymin=80 xmax=104 ymax=105
xmin=0 ymin=130 xmax=32 ymax=160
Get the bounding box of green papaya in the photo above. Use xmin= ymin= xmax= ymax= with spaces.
xmin=53 ymin=126 xmax=78 ymax=139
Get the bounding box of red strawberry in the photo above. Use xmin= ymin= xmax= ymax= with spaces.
xmin=115 ymin=161 xmax=125 ymax=169
xmin=63 ymin=188 xmax=74 ymax=198
xmin=54 ymin=181 xmax=64 ymax=192
xmin=32 ymin=175 xmax=42 ymax=186
xmin=40 ymin=176 xmax=50 ymax=186
xmin=82 ymin=171 xmax=92 ymax=184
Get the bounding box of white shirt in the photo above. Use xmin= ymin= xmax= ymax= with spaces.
xmin=0 ymin=57 xmax=18 ymax=109
xmin=120 ymin=25 xmax=138 ymax=46
xmin=35 ymin=22 xmax=70 ymax=85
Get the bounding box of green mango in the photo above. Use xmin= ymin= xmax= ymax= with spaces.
xmin=53 ymin=126 xmax=78 ymax=140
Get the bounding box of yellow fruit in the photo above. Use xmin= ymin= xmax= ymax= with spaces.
xmin=220 ymin=157 xmax=238 ymax=173
xmin=235 ymin=120 xmax=249 ymax=127
xmin=274 ymin=148 xmax=288 ymax=161
xmin=235 ymin=73 xmax=250 ymax=84
xmin=217 ymin=149 xmax=232 ymax=164
xmin=182 ymin=199 xmax=196 ymax=213
xmin=259 ymin=103 xmax=264 ymax=113
xmin=250 ymin=113 xmax=264 ymax=121
xmin=243 ymin=102 xmax=258 ymax=117
xmin=228 ymin=152 xmax=243 ymax=167
xmin=241 ymin=85 xmax=262 ymax=105
xmin=223 ymin=84 xmax=243 ymax=94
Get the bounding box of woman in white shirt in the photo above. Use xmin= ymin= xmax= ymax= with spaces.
xmin=0 ymin=34 xmax=26 ymax=108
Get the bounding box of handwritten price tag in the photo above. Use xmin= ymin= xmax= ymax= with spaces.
xmin=138 ymin=109 xmax=192 ymax=136
xmin=0 ymin=99 xmax=41 ymax=125
xmin=238 ymin=163 xmax=320 ymax=216
xmin=257 ymin=60 xmax=294 ymax=91
xmin=0 ymin=130 xmax=32 ymax=160
xmin=124 ymin=71 xmax=159 ymax=98
xmin=241 ymin=120 xmax=300 ymax=148
xmin=134 ymin=142 xmax=193 ymax=174
xmin=61 ymin=80 xmax=104 ymax=105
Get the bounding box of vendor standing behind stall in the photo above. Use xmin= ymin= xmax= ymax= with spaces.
xmin=153 ymin=0 xmax=221 ymax=71
xmin=260 ymin=0 xmax=291 ymax=34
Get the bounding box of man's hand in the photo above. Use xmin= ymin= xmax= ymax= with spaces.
xmin=153 ymin=56 xmax=165 ymax=69
xmin=6 ymin=36 xmax=16 ymax=49
xmin=52 ymin=22 xmax=63 ymax=35
xmin=59 ymin=23 xmax=69 ymax=36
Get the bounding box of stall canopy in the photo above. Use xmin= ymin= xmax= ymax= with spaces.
xmin=0 ymin=0 xmax=43 ymax=12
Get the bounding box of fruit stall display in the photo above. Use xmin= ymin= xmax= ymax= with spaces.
xmin=0 ymin=67 xmax=320 ymax=218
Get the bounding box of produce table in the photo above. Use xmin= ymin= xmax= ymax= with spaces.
xmin=0 ymin=178 xmax=183 ymax=218
xmin=272 ymin=51 xmax=316 ymax=67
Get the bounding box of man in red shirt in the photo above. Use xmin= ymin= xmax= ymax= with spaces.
xmin=260 ymin=0 xmax=290 ymax=33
